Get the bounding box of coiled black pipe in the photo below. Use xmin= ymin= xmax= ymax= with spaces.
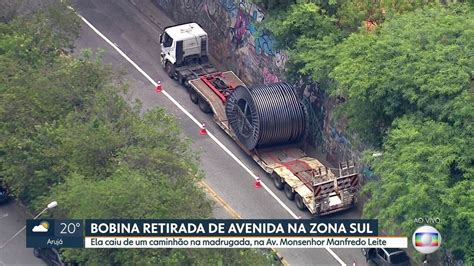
xmin=225 ymin=82 xmax=307 ymax=150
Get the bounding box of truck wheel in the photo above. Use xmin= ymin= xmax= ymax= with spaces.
xmin=165 ymin=62 xmax=175 ymax=79
xmin=189 ymin=89 xmax=199 ymax=104
xmin=295 ymin=194 xmax=306 ymax=211
xmin=198 ymin=97 xmax=212 ymax=114
xmin=272 ymin=174 xmax=284 ymax=190
xmin=284 ymin=184 xmax=295 ymax=201
xmin=179 ymin=75 xmax=186 ymax=85
xmin=33 ymin=248 xmax=40 ymax=258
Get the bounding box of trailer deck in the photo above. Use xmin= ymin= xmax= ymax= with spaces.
xmin=187 ymin=71 xmax=359 ymax=216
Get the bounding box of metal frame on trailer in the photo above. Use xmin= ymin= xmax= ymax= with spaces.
xmin=199 ymin=72 xmax=236 ymax=103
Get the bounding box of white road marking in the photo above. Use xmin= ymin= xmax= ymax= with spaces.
xmin=78 ymin=14 xmax=346 ymax=266
xmin=326 ymin=247 xmax=346 ymax=266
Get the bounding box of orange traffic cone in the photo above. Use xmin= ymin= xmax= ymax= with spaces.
xmin=155 ymin=81 xmax=162 ymax=93
xmin=255 ymin=178 xmax=262 ymax=188
xmin=199 ymin=124 xmax=207 ymax=135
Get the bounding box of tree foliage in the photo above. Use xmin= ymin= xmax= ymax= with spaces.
xmin=332 ymin=4 xmax=473 ymax=263
xmin=331 ymin=4 xmax=473 ymax=145
xmin=263 ymin=0 xmax=471 ymax=89
xmin=0 ymin=3 xmax=278 ymax=265
xmin=261 ymin=2 xmax=343 ymax=86
xmin=263 ymin=1 xmax=473 ymax=263
xmin=363 ymin=116 xmax=473 ymax=262
xmin=263 ymin=3 xmax=339 ymax=49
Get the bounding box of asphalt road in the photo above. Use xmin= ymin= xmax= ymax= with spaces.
xmin=0 ymin=201 xmax=45 ymax=265
xmin=72 ymin=0 xmax=367 ymax=265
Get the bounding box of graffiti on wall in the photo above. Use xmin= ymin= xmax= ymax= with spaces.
xmin=322 ymin=99 xmax=369 ymax=166
xmin=296 ymin=77 xmax=360 ymax=166
xmin=296 ymin=78 xmax=324 ymax=147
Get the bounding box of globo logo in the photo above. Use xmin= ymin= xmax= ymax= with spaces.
xmin=412 ymin=225 xmax=441 ymax=254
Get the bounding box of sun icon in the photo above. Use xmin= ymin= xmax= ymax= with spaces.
xmin=40 ymin=221 xmax=49 ymax=229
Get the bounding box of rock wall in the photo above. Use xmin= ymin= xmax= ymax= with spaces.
xmin=151 ymin=0 xmax=359 ymax=166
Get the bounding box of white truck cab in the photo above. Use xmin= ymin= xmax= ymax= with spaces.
xmin=160 ymin=23 xmax=209 ymax=76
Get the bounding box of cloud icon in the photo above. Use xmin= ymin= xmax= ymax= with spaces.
xmin=32 ymin=221 xmax=49 ymax=232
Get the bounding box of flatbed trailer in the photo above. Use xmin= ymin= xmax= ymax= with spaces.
xmin=173 ymin=67 xmax=359 ymax=217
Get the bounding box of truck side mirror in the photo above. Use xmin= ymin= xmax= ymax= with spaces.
xmin=159 ymin=33 xmax=163 ymax=44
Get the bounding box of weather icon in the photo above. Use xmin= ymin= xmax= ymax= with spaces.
xmin=32 ymin=221 xmax=49 ymax=232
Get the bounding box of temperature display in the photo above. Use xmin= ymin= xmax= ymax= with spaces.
xmin=27 ymin=219 xmax=84 ymax=248
xmin=56 ymin=220 xmax=83 ymax=236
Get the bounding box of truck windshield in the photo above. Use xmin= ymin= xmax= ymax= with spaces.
xmin=162 ymin=32 xmax=173 ymax=48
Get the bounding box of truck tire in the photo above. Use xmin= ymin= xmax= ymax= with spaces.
xmin=165 ymin=62 xmax=175 ymax=79
xmin=198 ymin=97 xmax=212 ymax=114
xmin=295 ymin=194 xmax=306 ymax=211
xmin=189 ymin=89 xmax=199 ymax=104
xmin=179 ymin=75 xmax=186 ymax=85
xmin=33 ymin=248 xmax=40 ymax=257
xmin=312 ymin=206 xmax=321 ymax=218
xmin=284 ymin=184 xmax=295 ymax=201
xmin=272 ymin=174 xmax=284 ymax=190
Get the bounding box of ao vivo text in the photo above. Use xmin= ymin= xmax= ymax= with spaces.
xmin=413 ymin=217 xmax=441 ymax=224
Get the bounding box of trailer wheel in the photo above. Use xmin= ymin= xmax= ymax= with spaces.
xmin=312 ymin=206 xmax=321 ymax=218
xmin=198 ymin=97 xmax=212 ymax=114
xmin=295 ymin=194 xmax=306 ymax=211
xmin=272 ymin=174 xmax=284 ymax=190
xmin=189 ymin=89 xmax=199 ymax=104
xmin=284 ymin=184 xmax=295 ymax=201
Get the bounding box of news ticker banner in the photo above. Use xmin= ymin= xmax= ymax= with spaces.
xmin=26 ymin=219 xmax=407 ymax=249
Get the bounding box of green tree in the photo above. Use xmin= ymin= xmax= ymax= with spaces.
xmin=289 ymin=33 xmax=342 ymax=89
xmin=263 ymin=2 xmax=339 ymax=49
xmin=264 ymin=2 xmax=473 ymax=262
xmin=333 ymin=6 xmax=473 ymax=261
xmin=261 ymin=2 xmax=342 ymax=86
xmin=0 ymin=34 xmax=111 ymax=202
xmin=363 ymin=116 xmax=473 ymax=263
xmin=330 ymin=4 xmax=474 ymax=145
xmin=262 ymin=0 xmax=469 ymax=91
xmin=335 ymin=0 xmax=468 ymax=31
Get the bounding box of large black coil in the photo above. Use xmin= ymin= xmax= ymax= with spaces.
xmin=225 ymin=82 xmax=307 ymax=150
